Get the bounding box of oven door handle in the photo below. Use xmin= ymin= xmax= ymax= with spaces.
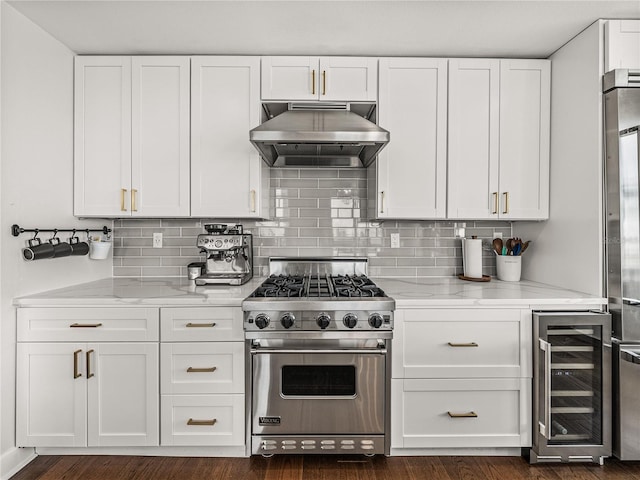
xmin=250 ymin=347 xmax=387 ymax=355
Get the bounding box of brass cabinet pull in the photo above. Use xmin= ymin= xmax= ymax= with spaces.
xmin=380 ymin=191 xmax=385 ymax=214
xmin=250 ymin=189 xmax=256 ymax=213
xmin=447 ymin=342 xmax=479 ymax=347
xmin=448 ymin=411 xmax=478 ymax=418
xmin=70 ymin=323 xmax=103 ymax=328
xmin=121 ymin=188 xmax=127 ymax=212
xmin=131 ymin=189 xmax=138 ymax=212
xmin=86 ymin=349 xmax=95 ymax=378
xmin=312 ymin=70 xmax=316 ymax=95
xmin=187 ymin=418 xmax=217 ymax=426
xmin=503 ymin=192 xmax=509 ymax=214
xmin=73 ymin=349 xmax=82 ymax=379
xmin=187 ymin=366 xmax=217 ymax=373
xmin=492 ymin=192 xmax=498 ymax=214
xmin=322 ymin=70 xmax=326 ymax=95
xmin=186 ymin=322 xmax=216 ymax=328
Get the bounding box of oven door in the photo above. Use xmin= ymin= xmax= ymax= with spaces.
xmin=251 ymin=338 xmax=386 ymax=435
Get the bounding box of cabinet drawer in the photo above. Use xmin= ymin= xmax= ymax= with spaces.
xmin=394 ymin=309 xmax=530 ymax=378
xmin=161 ymin=342 xmax=244 ymax=394
xmin=160 ymin=307 xmax=243 ymax=342
xmin=17 ymin=308 xmax=159 ymax=342
xmin=161 ymin=395 xmax=244 ymax=446
xmin=391 ymin=378 xmax=531 ymax=449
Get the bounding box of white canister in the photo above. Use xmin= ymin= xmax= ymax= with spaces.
xmin=496 ymin=254 xmax=521 ymax=282
xmin=89 ymin=241 xmax=112 ymax=260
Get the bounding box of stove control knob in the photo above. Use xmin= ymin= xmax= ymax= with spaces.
xmin=343 ymin=313 xmax=358 ymax=329
xmin=368 ymin=313 xmax=383 ymax=329
xmin=280 ymin=313 xmax=295 ymax=329
xmin=255 ymin=314 xmax=270 ymax=329
xmin=316 ymin=313 xmax=331 ymax=330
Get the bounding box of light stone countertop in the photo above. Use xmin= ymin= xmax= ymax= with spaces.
xmin=372 ymin=277 xmax=606 ymax=308
xmin=13 ymin=276 xmax=606 ymax=308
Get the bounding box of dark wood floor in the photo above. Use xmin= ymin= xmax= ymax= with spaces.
xmin=10 ymin=455 xmax=640 ymax=480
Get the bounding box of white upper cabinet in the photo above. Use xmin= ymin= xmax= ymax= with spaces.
xmin=74 ymin=56 xmax=131 ymax=217
xmin=447 ymin=59 xmax=500 ymax=219
xmin=74 ymin=56 xmax=190 ymax=217
xmin=605 ymin=20 xmax=640 ymax=71
xmin=131 ymin=57 xmax=190 ymax=217
xmin=191 ymin=56 xmax=267 ymax=218
xmin=498 ymin=59 xmax=550 ymax=220
xmin=375 ymin=58 xmax=448 ymax=219
xmin=447 ymin=58 xmax=550 ymax=220
xmin=261 ymin=56 xmax=377 ymax=101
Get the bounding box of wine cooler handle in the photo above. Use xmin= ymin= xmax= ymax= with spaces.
xmin=539 ymin=338 xmax=552 ymax=440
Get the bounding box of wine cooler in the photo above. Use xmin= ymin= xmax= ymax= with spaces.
xmin=529 ymin=311 xmax=611 ymax=464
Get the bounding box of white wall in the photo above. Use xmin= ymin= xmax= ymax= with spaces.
xmin=0 ymin=4 xmax=112 ymax=477
xmin=514 ymin=21 xmax=605 ymax=296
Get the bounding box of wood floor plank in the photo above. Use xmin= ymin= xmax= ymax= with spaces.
xmin=13 ymin=454 xmax=640 ymax=480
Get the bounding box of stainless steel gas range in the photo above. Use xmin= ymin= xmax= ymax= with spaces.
xmin=242 ymin=257 xmax=394 ymax=456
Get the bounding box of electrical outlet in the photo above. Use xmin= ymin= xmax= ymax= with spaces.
xmin=494 ymin=231 xmax=503 ymax=239
xmin=153 ymin=233 xmax=163 ymax=248
xmin=390 ymin=233 xmax=400 ymax=249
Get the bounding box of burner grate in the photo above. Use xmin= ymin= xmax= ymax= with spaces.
xmin=249 ymin=273 xmax=387 ymax=299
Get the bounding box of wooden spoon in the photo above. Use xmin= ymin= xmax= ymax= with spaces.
xmin=505 ymin=238 xmax=514 ymax=255
xmin=520 ymin=240 xmax=530 ymax=254
xmin=492 ymin=238 xmax=503 ymax=255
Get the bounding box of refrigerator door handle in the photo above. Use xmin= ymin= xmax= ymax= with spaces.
xmin=539 ymin=338 xmax=552 ymax=440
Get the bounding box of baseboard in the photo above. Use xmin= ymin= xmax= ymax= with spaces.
xmin=1 ymin=447 xmax=37 ymax=480
xmin=390 ymin=447 xmax=523 ymax=457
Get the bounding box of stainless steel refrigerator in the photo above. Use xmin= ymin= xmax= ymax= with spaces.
xmin=603 ymin=68 xmax=640 ymax=460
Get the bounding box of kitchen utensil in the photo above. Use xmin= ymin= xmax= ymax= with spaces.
xmin=512 ymin=242 xmax=522 ymax=256
xmin=521 ymin=240 xmax=531 ymax=254
xmin=505 ymin=238 xmax=514 ymax=255
xmin=492 ymin=238 xmax=503 ymax=255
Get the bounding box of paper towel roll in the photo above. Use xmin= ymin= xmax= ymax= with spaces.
xmin=462 ymin=238 xmax=483 ymax=278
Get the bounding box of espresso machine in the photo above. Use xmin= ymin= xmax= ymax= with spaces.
xmin=194 ymin=224 xmax=253 ymax=286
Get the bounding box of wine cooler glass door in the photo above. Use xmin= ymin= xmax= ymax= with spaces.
xmin=542 ymin=323 xmax=604 ymax=445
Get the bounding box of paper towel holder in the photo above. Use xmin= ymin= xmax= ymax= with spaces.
xmin=459 ymin=235 xmax=491 ymax=282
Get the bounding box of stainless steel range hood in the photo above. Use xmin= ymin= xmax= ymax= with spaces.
xmin=249 ymin=103 xmax=390 ymax=168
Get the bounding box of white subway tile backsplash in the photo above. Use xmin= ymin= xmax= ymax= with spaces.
xmin=112 ymin=168 xmax=511 ymax=278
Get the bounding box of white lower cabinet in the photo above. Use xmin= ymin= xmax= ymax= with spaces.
xmin=391 ymin=308 xmax=532 ymax=451
xmin=161 ymin=394 xmax=244 ymax=446
xmin=392 ymin=378 xmax=531 ymax=448
xmin=160 ymin=307 xmax=245 ymax=447
xmin=17 ymin=342 xmax=159 ymax=447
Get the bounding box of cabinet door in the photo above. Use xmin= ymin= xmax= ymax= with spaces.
xmin=74 ymin=56 xmax=131 ymax=216
xmin=447 ymin=59 xmax=500 ymax=219
xmin=16 ymin=343 xmax=87 ymax=447
xmin=191 ymin=57 xmax=266 ymax=218
xmin=498 ymin=59 xmax=550 ymax=220
xmin=261 ymin=56 xmax=319 ymax=101
xmin=131 ymin=57 xmax=190 ymax=217
xmin=377 ymin=58 xmax=447 ymax=219
xmin=86 ymin=343 xmax=159 ymax=446
xmin=605 ymin=20 xmax=640 ymax=70
xmin=320 ymin=57 xmax=378 ymax=101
